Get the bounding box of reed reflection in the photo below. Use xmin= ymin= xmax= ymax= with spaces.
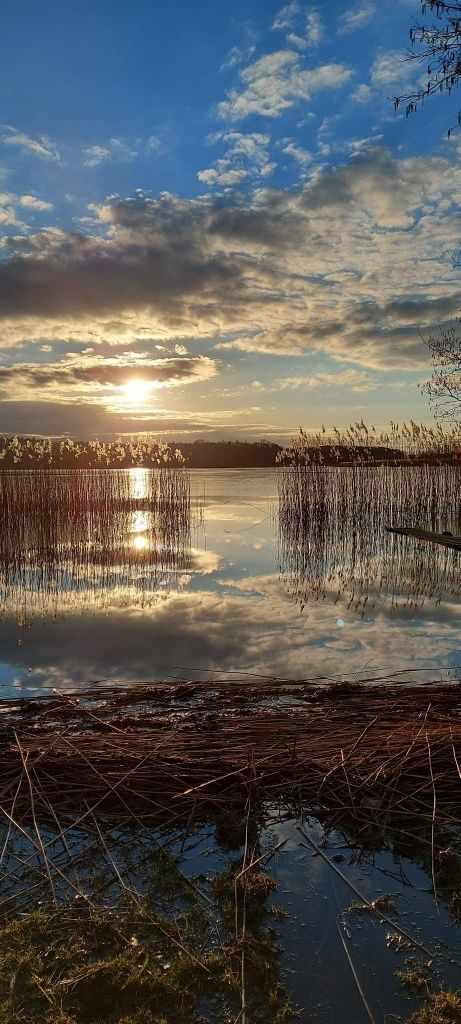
xmin=277 ymin=464 xmax=461 ymax=614
xmin=0 ymin=466 xmax=192 ymax=623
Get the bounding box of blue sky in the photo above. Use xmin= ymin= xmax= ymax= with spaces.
xmin=0 ymin=0 xmax=460 ymax=441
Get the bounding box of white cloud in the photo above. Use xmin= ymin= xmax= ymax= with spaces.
xmin=18 ymin=195 xmax=53 ymax=211
xmin=286 ymin=32 xmax=307 ymax=49
xmin=0 ymin=128 xmax=60 ymax=162
xmin=198 ymin=131 xmax=275 ymax=187
xmin=272 ymin=2 xmax=300 ymax=31
xmin=351 ymin=83 xmax=372 ymax=104
xmin=305 ymin=9 xmax=323 ymax=46
xmin=83 ymin=137 xmax=158 ymax=167
xmin=277 ymin=369 xmax=378 ymax=391
xmin=281 ymin=139 xmax=312 ymax=165
xmin=218 ymin=50 xmax=352 ymax=120
xmin=197 ymin=164 xmax=248 ymax=186
xmin=337 ymin=2 xmax=376 ymax=34
xmin=83 ymin=145 xmax=112 ymax=167
xmin=371 ymin=50 xmax=413 ymax=90
xmin=221 ymin=45 xmax=256 ymax=70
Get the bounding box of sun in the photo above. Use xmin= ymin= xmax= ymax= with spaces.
xmin=124 ymin=378 xmax=152 ymax=403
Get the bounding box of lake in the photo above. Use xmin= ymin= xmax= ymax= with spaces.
xmin=1 ymin=465 xmax=461 ymax=698
xmin=2 ymin=465 xmax=461 ymax=1023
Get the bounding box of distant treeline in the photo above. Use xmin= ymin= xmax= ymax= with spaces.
xmin=0 ymin=434 xmax=460 ymax=469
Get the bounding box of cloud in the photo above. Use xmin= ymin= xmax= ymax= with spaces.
xmin=351 ymin=83 xmax=372 ymax=104
xmin=272 ymin=2 xmax=300 ymax=31
xmin=337 ymin=2 xmax=376 ymax=34
xmin=221 ymin=45 xmax=256 ymax=71
xmin=218 ymin=294 xmax=461 ymax=369
xmin=198 ymin=131 xmax=275 ymax=186
xmin=0 ymin=353 xmax=218 ymax=403
xmin=305 ymin=9 xmax=323 ymax=46
xmin=0 ymin=191 xmax=53 ymax=225
xmin=277 ymin=369 xmax=378 ymax=391
xmin=217 ymin=50 xmax=352 ymax=120
xmin=0 ymin=193 xmax=22 ymax=227
xmin=281 ymin=139 xmax=312 ymax=165
xmin=371 ymin=50 xmax=413 ymax=90
xmin=197 ymin=164 xmax=248 ymax=186
xmin=0 ymin=399 xmax=285 ymax=441
xmin=82 ymin=138 xmax=142 ymax=166
xmin=0 ymin=128 xmax=60 ymax=162
xmin=0 ymin=148 xmax=460 ymax=374
xmin=83 ymin=145 xmax=112 ymax=167
xmin=272 ymin=4 xmax=322 ymax=49
xmin=82 ymin=137 xmax=162 ymax=167
xmin=18 ymin=195 xmax=53 ymax=211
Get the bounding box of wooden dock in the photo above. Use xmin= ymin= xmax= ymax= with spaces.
xmin=386 ymin=526 xmax=461 ymax=550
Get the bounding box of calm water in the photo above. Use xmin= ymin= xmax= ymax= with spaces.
xmin=2 ymin=466 xmax=461 ymax=1022
xmin=1 ymin=466 xmax=461 ymax=697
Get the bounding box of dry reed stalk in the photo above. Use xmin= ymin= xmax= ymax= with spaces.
xmin=336 ymin=918 xmax=377 ymax=1024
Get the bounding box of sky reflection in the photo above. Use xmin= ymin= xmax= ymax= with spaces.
xmin=0 ymin=468 xmax=460 ymax=696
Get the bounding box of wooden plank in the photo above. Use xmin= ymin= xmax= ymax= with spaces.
xmin=386 ymin=526 xmax=461 ymax=550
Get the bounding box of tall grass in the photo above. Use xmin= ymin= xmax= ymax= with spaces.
xmin=277 ymin=425 xmax=461 ymax=613
xmin=0 ymin=466 xmax=192 ymax=624
xmin=277 ymin=421 xmax=461 ymax=464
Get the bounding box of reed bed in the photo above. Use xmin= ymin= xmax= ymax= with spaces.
xmin=1 ymin=680 xmax=461 ymax=901
xmin=0 ymin=466 xmax=193 ymax=622
xmin=1 ymin=680 xmax=461 ymax=1022
xmin=278 ymin=461 xmax=461 ymax=612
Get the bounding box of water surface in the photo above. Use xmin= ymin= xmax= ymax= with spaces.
xmin=1 ymin=466 xmax=461 ymax=697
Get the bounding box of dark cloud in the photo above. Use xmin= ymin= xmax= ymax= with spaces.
xmin=0 ymin=401 xmax=215 ymax=438
xmin=0 ymin=355 xmax=217 ymax=390
xmin=0 ymin=226 xmax=241 ymax=319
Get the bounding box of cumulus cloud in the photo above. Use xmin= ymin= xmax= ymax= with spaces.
xmin=0 ymin=127 xmax=60 ymax=162
xmin=197 ymin=164 xmax=248 ymax=186
xmin=198 ymin=131 xmax=275 ymax=186
xmin=0 ymin=147 xmax=460 ymax=372
xmin=281 ymin=138 xmax=312 ymax=165
xmin=217 ymin=50 xmax=352 ymax=119
xmin=0 ymin=191 xmax=53 ymax=224
xmin=0 ymin=193 xmax=22 ymax=227
xmin=18 ymin=195 xmax=53 ymax=211
xmin=337 ymin=2 xmax=376 ymax=34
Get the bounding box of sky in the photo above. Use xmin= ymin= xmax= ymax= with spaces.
xmin=0 ymin=0 xmax=460 ymax=443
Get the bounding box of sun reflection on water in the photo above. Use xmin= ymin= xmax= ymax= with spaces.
xmin=129 ymin=467 xmax=149 ymax=501
xmin=128 ymin=468 xmax=151 ymax=550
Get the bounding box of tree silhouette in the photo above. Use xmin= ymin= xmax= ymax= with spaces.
xmin=395 ymin=1 xmax=461 ymax=132
xmin=421 ymin=321 xmax=461 ymax=419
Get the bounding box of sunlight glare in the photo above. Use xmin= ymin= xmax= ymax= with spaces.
xmin=132 ymin=533 xmax=148 ymax=551
xmin=124 ymin=378 xmax=152 ymax=404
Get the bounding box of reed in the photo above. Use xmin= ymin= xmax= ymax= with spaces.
xmin=277 ymin=426 xmax=461 ymax=612
xmin=0 ymin=465 xmax=193 ymax=623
